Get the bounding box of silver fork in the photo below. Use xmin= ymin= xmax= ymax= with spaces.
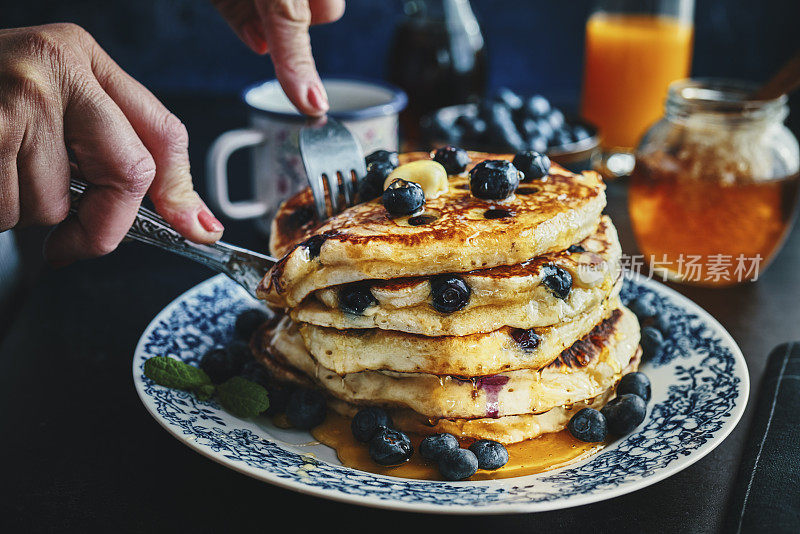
xmin=68 ymin=178 xmax=276 ymax=300
xmin=299 ymin=117 xmax=367 ymax=219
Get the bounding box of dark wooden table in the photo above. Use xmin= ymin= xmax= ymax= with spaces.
xmin=2 ymin=95 xmax=798 ymax=533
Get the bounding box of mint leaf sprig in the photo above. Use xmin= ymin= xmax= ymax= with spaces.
xmin=143 ymin=356 xmax=270 ymax=417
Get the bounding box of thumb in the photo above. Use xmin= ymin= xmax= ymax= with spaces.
xmin=255 ymin=0 xmax=329 ymax=116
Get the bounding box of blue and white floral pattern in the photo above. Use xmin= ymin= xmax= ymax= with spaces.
xmin=133 ymin=274 xmax=748 ymax=513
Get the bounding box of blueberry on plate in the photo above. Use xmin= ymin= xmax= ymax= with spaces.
xmin=542 ymin=264 xmax=572 ymax=299
xmin=239 ymin=360 xmax=272 ymax=389
xmin=617 ymin=372 xmax=651 ymax=402
xmin=641 ymin=326 xmax=665 ymax=361
xmin=359 ymin=161 xmax=396 ymax=201
xmin=419 ymin=433 xmax=459 ymax=461
xmin=383 ymin=179 xmax=425 ymax=216
xmin=524 ymin=94 xmax=551 ymax=117
xmin=438 ymin=448 xmax=479 ymax=480
xmin=468 ymin=440 xmax=509 ymax=470
xmin=567 ymin=408 xmax=608 ymax=442
xmin=338 ymin=281 xmax=377 ymax=315
xmin=601 ymin=394 xmax=647 ymax=435
xmin=286 ymin=388 xmax=327 ymax=429
xmin=469 ymin=159 xmax=522 ymax=200
xmin=512 ymin=151 xmax=551 ymax=182
xmin=488 ymin=120 xmax=526 ymax=152
xmin=234 ymin=308 xmax=270 ymax=341
xmin=430 ymin=274 xmax=471 ymax=313
xmin=629 ymin=293 xmax=660 ymax=320
xmin=365 ymin=149 xmax=399 ymax=168
xmin=263 ymin=380 xmax=294 ymax=416
xmin=351 ymin=407 xmax=393 ymax=443
xmin=432 ymin=145 xmax=472 ymax=175
xmin=200 ymin=348 xmax=238 ymax=384
xmin=369 ymin=427 xmax=413 ymax=466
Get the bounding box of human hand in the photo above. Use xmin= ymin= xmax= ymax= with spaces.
xmin=0 ymin=23 xmax=224 ymax=266
xmin=213 ymin=0 xmax=346 ymax=116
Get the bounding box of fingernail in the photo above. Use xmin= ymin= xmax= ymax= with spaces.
xmin=198 ymin=210 xmax=224 ymax=233
xmin=307 ymin=84 xmax=330 ymax=113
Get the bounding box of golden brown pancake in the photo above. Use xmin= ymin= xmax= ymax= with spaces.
xmin=259 ymin=152 xmax=606 ymax=309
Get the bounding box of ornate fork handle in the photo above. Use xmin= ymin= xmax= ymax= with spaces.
xmin=68 ymin=179 xmax=276 ymax=299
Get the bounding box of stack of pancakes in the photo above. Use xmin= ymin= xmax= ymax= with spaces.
xmin=255 ymin=152 xmax=641 ymax=444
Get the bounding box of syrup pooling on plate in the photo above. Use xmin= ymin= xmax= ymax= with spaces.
xmin=310 ymin=413 xmax=604 ymax=481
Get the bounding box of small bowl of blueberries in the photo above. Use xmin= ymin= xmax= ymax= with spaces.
xmin=421 ymin=88 xmax=600 ymax=173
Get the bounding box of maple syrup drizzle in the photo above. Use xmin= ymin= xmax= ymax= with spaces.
xmin=309 ymin=413 xmax=604 ymax=481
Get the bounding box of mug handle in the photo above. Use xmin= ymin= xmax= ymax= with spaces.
xmin=206 ymin=128 xmax=269 ymax=220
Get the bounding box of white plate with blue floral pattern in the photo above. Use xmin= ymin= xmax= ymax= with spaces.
xmin=133 ymin=272 xmax=748 ymax=514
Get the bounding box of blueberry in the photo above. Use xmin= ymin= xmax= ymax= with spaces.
xmin=535 ymin=118 xmax=555 ymax=140
xmin=520 ymin=117 xmax=539 ymax=137
xmin=286 ymin=388 xmax=327 ymax=429
xmin=430 ymin=274 xmax=471 ymax=313
xmin=641 ymin=326 xmax=665 ymax=360
xmin=263 ymin=380 xmax=294 ymax=416
xmin=526 ymin=135 xmax=548 ymax=154
xmin=479 ymin=100 xmax=513 ymax=125
xmin=547 ymin=109 xmax=566 ymax=130
xmin=568 ymin=244 xmax=586 ymax=253
xmin=382 ymin=179 xmax=425 ymax=216
xmin=617 ymin=372 xmax=651 ymax=402
xmin=542 ymin=264 xmax=572 ymax=299
xmin=455 ymin=115 xmax=487 ymax=141
xmin=338 ymin=282 xmax=377 ymax=315
xmin=524 ymin=94 xmax=551 ymax=117
xmin=601 ymin=394 xmax=647 ymax=435
xmin=469 ymin=160 xmax=521 ymax=200
xmin=351 ymin=407 xmax=393 ymax=443
xmin=550 ymin=129 xmax=573 ymax=148
xmin=359 ymin=161 xmax=396 ymax=201
xmin=488 ymin=120 xmax=526 ymax=152
xmin=512 ymin=151 xmax=551 ymax=182
xmin=567 ymin=408 xmax=608 ymax=442
xmin=419 ymin=433 xmax=459 ymax=461
xmin=234 ymin=308 xmax=270 ymax=341
xmin=365 ymin=150 xmax=399 ymax=168
xmin=493 ymin=87 xmax=523 ymax=110
xmin=200 ymin=348 xmax=238 ymax=384
xmin=432 ymin=145 xmax=472 ymax=174
xmin=572 ymin=125 xmax=592 ymax=142
xmin=468 ymin=440 xmax=509 ymax=470
xmin=302 ymin=234 xmax=327 ymax=258
xmin=438 ymin=448 xmax=479 ymax=480
xmin=629 ymin=294 xmax=660 ymax=320
xmin=239 ymin=360 xmax=272 ymax=389
xmin=369 ymin=427 xmax=413 ymax=466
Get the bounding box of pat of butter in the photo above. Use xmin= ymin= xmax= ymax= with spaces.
xmin=384 ymin=160 xmax=449 ymax=199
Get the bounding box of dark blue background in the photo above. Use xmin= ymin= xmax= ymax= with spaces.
xmin=3 ymin=0 xmax=798 ymax=106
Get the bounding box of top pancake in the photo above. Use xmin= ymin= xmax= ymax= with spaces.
xmin=258 ymin=151 xmax=606 ymax=309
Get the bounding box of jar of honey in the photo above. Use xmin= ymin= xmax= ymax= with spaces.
xmin=629 ymin=79 xmax=800 ymax=286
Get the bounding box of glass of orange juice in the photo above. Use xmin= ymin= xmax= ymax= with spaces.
xmin=581 ymin=0 xmax=694 ymax=175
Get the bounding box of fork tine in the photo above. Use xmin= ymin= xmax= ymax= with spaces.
xmin=324 ymin=172 xmax=340 ymax=215
xmin=307 ymin=171 xmax=328 ymax=220
xmin=300 ymin=117 xmax=367 ymax=217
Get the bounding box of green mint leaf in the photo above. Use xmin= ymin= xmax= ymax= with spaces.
xmin=194 ymin=383 xmax=216 ymax=401
xmin=144 ymin=356 xmax=212 ymax=391
xmin=216 ymin=376 xmax=270 ymax=418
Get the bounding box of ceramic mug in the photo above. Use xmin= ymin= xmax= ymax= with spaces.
xmin=206 ymin=78 xmax=407 ymax=229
